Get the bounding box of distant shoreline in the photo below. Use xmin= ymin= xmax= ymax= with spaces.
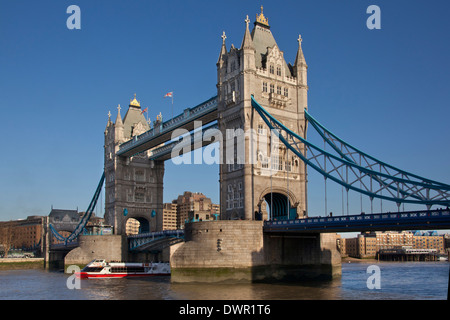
xmin=0 ymin=258 xmax=44 ymax=270
xmin=342 ymin=256 xmax=378 ymax=263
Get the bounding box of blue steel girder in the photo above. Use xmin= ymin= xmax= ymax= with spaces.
xmin=117 ymin=96 xmax=218 ymax=157
xmin=148 ymin=123 xmax=219 ymax=161
xmin=128 ymin=230 xmax=185 ymax=251
xmin=264 ymin=209 xmax=450 ymax=233
xmin=251 ymin=96 xmax=450 ymax=207
xmin=49 ymin=172 xmax=105 ymax=245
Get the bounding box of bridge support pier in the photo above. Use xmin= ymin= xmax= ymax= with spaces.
xmin=170 ymin=221 xmax=341 ymax=283
xmin=64 ymin=235 xmax=128 ymax=267
xmin=263 ymin=232 xmax=341 ymax=281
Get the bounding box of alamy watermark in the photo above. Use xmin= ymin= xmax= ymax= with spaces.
xmin=169 ymin=122 xmax=289 ymax=176
xmin=65 ymin=5 xmax=380 ymax=31
xmin=366 ymin=265 xmax=381 ymax=289
xmin=367 ymin=5 xmax=381 ymax=30
xmin=66 ymin=5 xmax=81 ymax=30
xmin=66 ymin=265 xmax=81 ymax=289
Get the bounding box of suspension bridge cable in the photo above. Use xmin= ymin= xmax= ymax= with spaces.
xmin=251 ymin=95 xmax=450 ymax=208
xmin=49 ymin=172 xmax=105 ymax=244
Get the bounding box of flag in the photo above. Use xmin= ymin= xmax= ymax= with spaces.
xmin=141 ymin=107 xmax=148 ymax=114
xmin=164 ymin=92 xmax=173 ymax=98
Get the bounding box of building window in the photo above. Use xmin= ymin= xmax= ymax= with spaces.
xmin=276 ymin=67 xmax=281 ymax=76
xmin=269 ymin=65 xmax=274 ymax=74
xmin=135 ymin=170 xmax=145 ymax=182
xmin=286 ymin=160 xmax=292 ymax=172
xmin=135 ymin=188 xmax=145 ymax=202
xmin=257 ymin=124 xmax=265 ymax=135
xmin=271 ymin=155 xmax=283 ymax=171
xmin=262 ymin=82 xmax=267 ymax=92
xmin=270 ymin=84 xmax=274 ymax=93
xmin=230 ymin=61 xmax=236 ymax=72
xmin=277 ymin=86 xmax=281 ymax=95
xmin=284 ymin=88 xmax=289 ymax=97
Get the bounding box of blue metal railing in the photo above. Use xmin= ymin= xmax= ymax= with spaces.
xmin=264 ymin=209 xmax=450 ymax=233
xmin=117 ymin=96 xmax=218 ymax=157
xmin=128 ymin=230 xmax=185 ymax=251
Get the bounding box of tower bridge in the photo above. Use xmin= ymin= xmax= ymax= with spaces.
xmin=48 ymin=7 xmax=450 ymax=281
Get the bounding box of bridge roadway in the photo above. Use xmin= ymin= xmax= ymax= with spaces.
xmin=117 ymin=96 xmax=218 ymax=157
xmin=125 ymin=209 xmax=450 ymax=251
xmin=263 ymin=208 xmax=450 ymax=233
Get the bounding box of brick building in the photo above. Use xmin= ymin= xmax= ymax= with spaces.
xmin=340 ymin=230 xmax=446 ymax=258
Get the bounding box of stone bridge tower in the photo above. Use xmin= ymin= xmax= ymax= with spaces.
xmin=217 ymin=8 xmax=308 ymax=220
xmin=104 ymin=95 xmax=164 ymax=235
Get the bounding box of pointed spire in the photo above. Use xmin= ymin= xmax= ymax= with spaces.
xmin=106 ymin=110 xmax=112 ymax=126
xmin=294 ymin=34 xmax=307 ymax=85
xmin=217 ymin=31 xmax=227 ymax=65
xmin=241 ymin=15 xmax=254 ymax=50
xmin=105 ymin=110 xmax=113 ymax=133
xmin=294 ymin=34 xmax=307 ymax=67
xmin=115 ymin=104 xmax=123 ymax=127
xmin=115 ymin=104 xmax=124 ymax=142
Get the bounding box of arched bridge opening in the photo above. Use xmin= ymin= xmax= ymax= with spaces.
xmin=125 ymin=217 xmax=151 ymax=235
xmin=263 ymin=192 xmax=297 ymax=221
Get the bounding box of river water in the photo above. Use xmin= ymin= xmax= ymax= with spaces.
xmin=0 ymin=261 xmax=448 ymax=300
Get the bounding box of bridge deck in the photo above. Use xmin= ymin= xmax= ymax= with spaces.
xmin=117 ymin=96 xmax=218 ymax=157
xmin=149 ymin=123 xmax=218 ymax=161
xmin=263 ymin=209 xmax=450 ymax=233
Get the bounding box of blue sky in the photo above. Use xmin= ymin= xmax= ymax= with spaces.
xmin=0 ymin=0 xmax=449 ymax=221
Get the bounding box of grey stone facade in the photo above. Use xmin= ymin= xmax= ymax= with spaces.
xmin=104 ymin=96 xmax=164 ymax=235
xmin=217 ymin=10 xmax=308 ymax=220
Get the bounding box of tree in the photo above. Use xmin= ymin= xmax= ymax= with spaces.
xmin=0 ymin=224 xmax=14 ymax=257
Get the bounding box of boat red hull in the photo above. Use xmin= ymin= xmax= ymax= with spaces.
xmin=76 ymin=272 xmax=170 ymax=279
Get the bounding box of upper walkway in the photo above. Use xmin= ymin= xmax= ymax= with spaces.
xmin=117 ymin=96 xmax=218 ymax=157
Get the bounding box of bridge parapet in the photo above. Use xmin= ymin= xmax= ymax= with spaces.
xmin=264 ymin=209 xmax=450 ymax=233
xmin=128 ymin=230 xmax=185 ymax=251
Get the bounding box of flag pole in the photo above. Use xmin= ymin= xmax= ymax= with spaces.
xmin=171 ymin=93 xmax=174 ymax=120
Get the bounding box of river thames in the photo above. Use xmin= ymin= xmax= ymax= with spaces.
xmin=0 ymin=261 xmax=448 ymax=300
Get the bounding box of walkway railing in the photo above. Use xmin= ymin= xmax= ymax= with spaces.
xmin=128 ymin=230 xmax=185 ymax=251
xmin=117 ymin=96 xmax=218 ymax=157
xmin=264 ymin=209 xmax=450 ymax=233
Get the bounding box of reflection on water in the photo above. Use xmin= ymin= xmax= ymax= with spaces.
xmin=0 ymin=262 xmax=448 ymax=300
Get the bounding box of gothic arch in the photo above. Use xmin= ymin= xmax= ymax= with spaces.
xmin=258 ymin=187 xmax=299 ymax=220
xmin=124 ymin=215 xmax=151 ymax=235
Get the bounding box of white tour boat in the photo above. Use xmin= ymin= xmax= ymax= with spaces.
xmin=76 ymin=259 xmax=170 ymax=279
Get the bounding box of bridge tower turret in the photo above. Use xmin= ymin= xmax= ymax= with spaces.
xmin=104 ymin=95 xmax=165 ymax=235
xmin=217 ymin=7 xmax=308 ymax=221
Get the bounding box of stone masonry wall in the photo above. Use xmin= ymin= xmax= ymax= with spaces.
xmin=64 ymin=235 xmax=128 ymax=266
xmin=170 ymin=220 xmax=341 ymax=282
xmin=171 ymin=220 xmax=264 ymax=269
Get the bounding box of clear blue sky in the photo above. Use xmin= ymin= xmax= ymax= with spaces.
xmin=1 ymin=0 xmax=449 ymax=221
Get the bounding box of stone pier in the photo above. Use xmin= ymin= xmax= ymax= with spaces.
xmin=170 ymin=220 xmax=341 ymax=283
xmin=64 ymin=235 xmax=128 ymax=266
